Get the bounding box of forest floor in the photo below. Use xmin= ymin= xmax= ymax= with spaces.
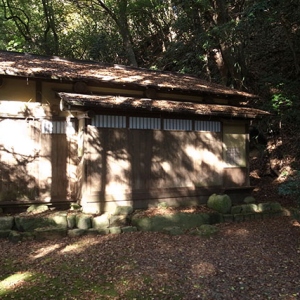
xmin=1 ymin=215 xmax=300 ymax=299
xmin=1 ymin=139 xmax=300 ymax=299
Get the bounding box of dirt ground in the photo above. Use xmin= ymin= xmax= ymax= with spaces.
xmin=1 ymin=215 xmax=300 ymax=300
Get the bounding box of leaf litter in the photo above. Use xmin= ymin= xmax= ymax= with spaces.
xmin=1 ymin=217 xmax=300 ymax=299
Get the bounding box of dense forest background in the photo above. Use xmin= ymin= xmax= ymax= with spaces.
xmin=0 ymin=0 xmax=299 ymax=201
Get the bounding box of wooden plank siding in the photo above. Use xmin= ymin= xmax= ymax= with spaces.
xmin=0 ymin=118 xmax=76 ymax=206
xmin=81 ymin=125 xmax=224 ymax=211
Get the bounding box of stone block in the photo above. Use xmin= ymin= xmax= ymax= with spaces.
xmin=49 ymin=213 xmax=68 ymax=229
xmin=231 ymin=205 xmax=243 ymax=214
xmin=234 ymin=214 xmax=244 ymax=222
xmin=15 ymin=216 xmax=55 ymax=232
xmin=68 ymin=229 xmax=87 ymax=237
xmin=35 ymin=227 xmax=67 ymax=240
xmin=87 ymin=228 xmax=101 ymax=235
xmin=242 ymin=204 xmax=258 ymax=213
xmin=67 ymin=214 xmax=77 ymax=229
xmin=110 ymin=215 xmax=128 ymax=227
xmin=93 ymin=214 xmax=110 ymax=229
xmin=243 ymin=213 xmax=255 ymax=221
xmin=222 ymin=214 xmax=234 ymax=222
xmin=109 ymin=227 xmax=122 ymax=234
xmin=97 ymin=228 xmax=110 ymax=235
xmin=121 ymin=226 xmax=137 ymax=233
xmin=257 ymin=203 xmax=271 ymax=213
xmin=162 ymin=226 xmax=184 ymax=236
xmin=244 ymin=196 xmax=256 ymax=204
xmin=207 ymin=194 xmax=232 ymax=214
xmin=0 ymin=230 xmax=11 ymax=238
xmin=254 ymin=213 xmax=263 ymax=220
xmin=0 ymin=216 xmax=14 ymax=230
xmin=76 ymin=214 xmax=92 ymax=230
xmin=27 ymin=204 xmax=49 ymax=214
xmin=8 ymin=231 xmax=22 ymax=243
xmin=112 ymin=206 xmax=133 ymax=216
xmin=175 ymin=213 xmax=210 ymax=230
xmin=209 ymin=212 xmax=223 ymax=224
xmin=131 ymin=216 xmax=152 ymax=231
xmin=269 ymin=202 xmax=282 ymax=212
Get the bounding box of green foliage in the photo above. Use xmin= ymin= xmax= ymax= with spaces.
xmin=278 ymin=171 xmax=300 ymax=206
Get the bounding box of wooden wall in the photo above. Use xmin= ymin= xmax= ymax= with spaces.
xmin=0 ymin=118 xmax=77 ymax=206
xmin=81 ymin=126 xmax=224 ymax=211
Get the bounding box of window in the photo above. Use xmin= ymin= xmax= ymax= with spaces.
xmin=129 ymin=117 xmax=160 ymax=129
xmin=164 ymin=119 xmax=192 ymax=131
xmin=42 ymin=120 xmax=75 ymax=134
xmin=226 ymin=147 xmax=242 ymax=166
xmin=195 ymin=120 xmax=220 ymax=132
xmin=92 ymin=115 xmax=126 ymax=128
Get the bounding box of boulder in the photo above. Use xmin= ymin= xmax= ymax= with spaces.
xmin=109 ymin=227 xmax=122 ymax=234
xmin=0 ymin=230 xmax=11 ymax=238
xmin=0 ymin=216 xmax=14 ymax=230
xmin=110 ymin=215 xmax=128 ymax=227
xmin=67 ymin=214 xmax=77 ymax=229
xmin=68 ymin=229 xmax=87 ymax=237
xmin=76 ymin=214 xmax=92 ymax=230
xmin=92 ymin=214 xmax=110 ymax=230
xmin=27 ymin=204 xmax=49 ymax=214
xmin=121 ymin=226 xmax=138 ymax=233
xmin=244 ymin=196 xmax=256 ymax=204
xmin=207 ymin=194 xmax=232 ymax=214
xmin=112 ymin=206 xmax=133 ymax=216
xmin=15 ymin=216 xmax=55 ymax=232
xmin=35 ymin=226 xmax=67 ymax=240
xmin=162 ymin=226 xmax=184 ymax=236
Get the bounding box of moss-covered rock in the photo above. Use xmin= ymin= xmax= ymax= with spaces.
xmin=68 ymin=229 xmax=87 ymax=237
xmin=121 ymin=226 xmax=138 ymax=233
xmin=112 ymin=206 xmax=133 ymax=216
xmin=27 ymin=204 xmax=49 ymax=214
xmin=0 ymin=230 xmax=11 ymax=238
xmin=0 ymin=216 xmax=14 ymax=230
xmin=207 ymin=194 xmax=232 ymax=214
xmin=35 ymin=226 xmax=67 ymax=240
xmin=15 ymin=216 xmax=56 ymax=232
xmin=93 ymin=214 xmax=110 ymax=229
xmin=109 ymin=227 xmax=122 ymax=234
xmin=131 ymin=212 xmax=210 ymax=232
xmin=231 ymin=204 xmax=258 ymax=214
xmin=162 ymin=226 xmax=184 ymax=236
xmin=76 ymin=214 xmax=92 ymax=230
xmin=244 ymin=196 xmax=256 ymax=204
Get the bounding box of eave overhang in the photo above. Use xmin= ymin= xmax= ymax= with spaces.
xmin=59 ymin=92 xmax=270 ymax=120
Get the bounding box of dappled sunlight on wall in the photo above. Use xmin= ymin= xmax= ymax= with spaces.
xmin=106 ymin=150 xmax=131 ymax=200
xmin=0 ymin=119 xmax=40 ymax=201
xmin=82 ymin=125 xmax=225 ymax=210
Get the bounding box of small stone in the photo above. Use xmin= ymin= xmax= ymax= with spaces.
xmin=68 ymin=229 xmax=87 ymax=237
xmin=122 ymin=226 xmax=138 ymax=233
xmin=27 ymin=204 xmax=49 ymax=214
xmin=109 ymin=227 xmax=121 ymax=234
xmin=244 ymin=196 xmax=256 ymax=204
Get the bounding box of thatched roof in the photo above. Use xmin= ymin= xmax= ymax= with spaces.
xmin=59 ymin=92 xmax=269 ymax=119
xmin=0 ymin=50 xmax=257 ymax=99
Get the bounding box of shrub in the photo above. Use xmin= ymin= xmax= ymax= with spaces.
xmin=278 ymin=171 xmax=300 ymax=206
